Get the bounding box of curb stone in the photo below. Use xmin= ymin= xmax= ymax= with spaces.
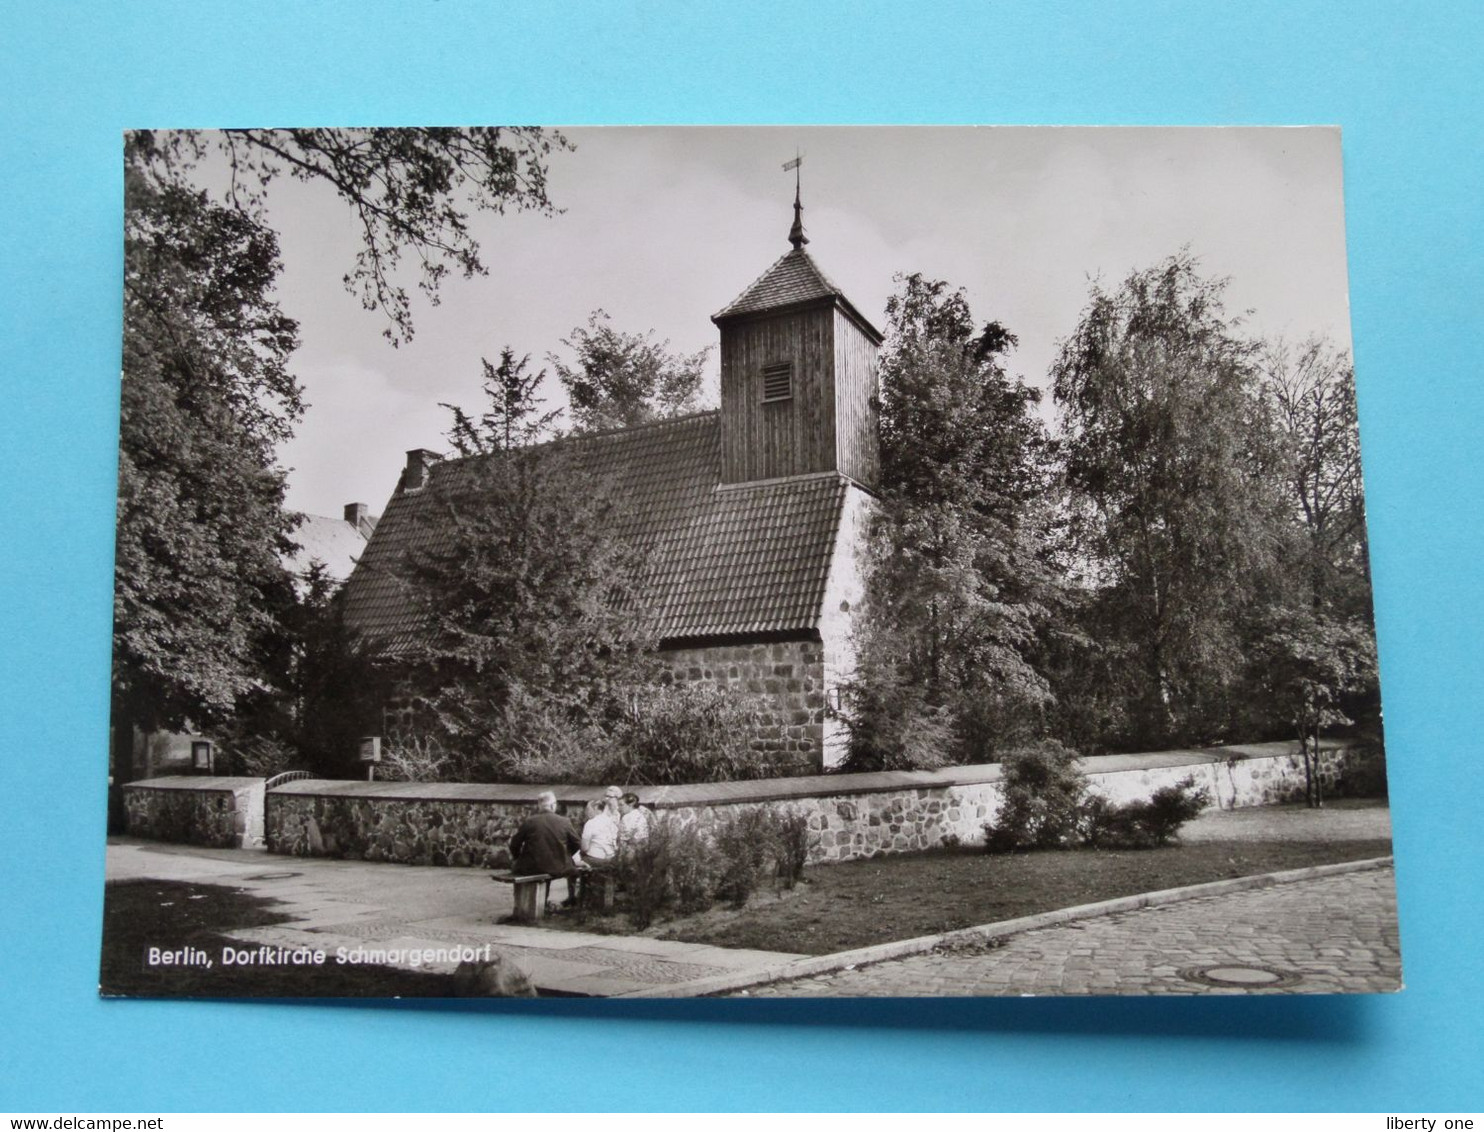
xmin=613 ymin=855 xmax=1395 ymax=999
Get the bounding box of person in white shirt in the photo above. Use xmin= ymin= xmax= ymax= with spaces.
xmin=579 ymin=796 xmax=620 ymax=870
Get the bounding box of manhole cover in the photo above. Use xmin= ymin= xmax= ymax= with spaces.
xmin=1179 ymin=964 xmax=1303 ymax=989
xmin=243 ymin=871 xmax=302 ymax=881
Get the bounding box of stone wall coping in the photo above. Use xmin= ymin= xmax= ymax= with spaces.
xmin=122 ymin=776 xmax=263 ymax=793
xmin=266 ymin=738 xmax=1338 ymax=808
xmin=1080 ymin=740 xmax=1326 ymax=776
xmin=268 ymin=781 xmax=607 ymax=805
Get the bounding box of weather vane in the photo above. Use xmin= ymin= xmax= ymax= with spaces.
xmin=783 ymin=150 xmax=807 ymax=249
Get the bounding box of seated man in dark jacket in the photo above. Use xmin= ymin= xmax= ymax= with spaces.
xmin=508 ymin=791 xmax=580 ymax=911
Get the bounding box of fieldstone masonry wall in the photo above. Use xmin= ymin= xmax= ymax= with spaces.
xmin=1083 ymin=742 xmax=1358 ymax=810
xmin=268 ymin=787 xmax=534 ymax=868
xmin=654 ymin=783 xmax=1004 ymax=862
xmin=122 ymin=776 xmax=265 ymax=849
xmin=260 ymin=740 xmax=1359 ymax=867
xmin=657 ymin=639 xmax=825 ymax=773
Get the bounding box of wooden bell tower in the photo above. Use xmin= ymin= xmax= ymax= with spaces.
xmin=711 ymin=175 xmax=882 ymax=489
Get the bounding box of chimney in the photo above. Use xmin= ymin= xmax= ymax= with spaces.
xmin=343 ymin=502 xmax=374 ymax=537
xmin=400 ymin=449 xmax=443 ymax=494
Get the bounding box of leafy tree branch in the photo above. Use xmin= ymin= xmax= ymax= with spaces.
xmin=129 ymin=127 xmax=573 ymax=345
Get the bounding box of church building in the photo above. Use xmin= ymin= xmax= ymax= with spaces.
xmin=341 ymin=190 xmax=882 ymax=772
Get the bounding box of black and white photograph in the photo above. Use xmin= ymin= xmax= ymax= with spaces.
xmin=103 ymin=125 xmax=1397 ymax=1000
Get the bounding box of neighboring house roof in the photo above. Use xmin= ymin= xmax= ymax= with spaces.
xmin=284 ymin=513 xmax=371 ymax=585
xmin=341 ymin=411 xmax=852 ymax=654
xmin=712 ymin=247 xmax=883 ymax=341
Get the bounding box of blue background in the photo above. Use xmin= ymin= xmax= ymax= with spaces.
xmin=2 ymin=0 xmax=1480 ymax=1112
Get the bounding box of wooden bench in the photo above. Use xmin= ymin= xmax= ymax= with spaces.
xmin=489 ymin=871 xmax=554 ymax=922
xmin=578 ymin=868 xmax=617 ymax=913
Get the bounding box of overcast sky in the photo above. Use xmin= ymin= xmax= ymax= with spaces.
xmin=224 ymin=127 xmax=1353 ymax=517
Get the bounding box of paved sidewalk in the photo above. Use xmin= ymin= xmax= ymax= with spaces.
xmin=729 ymin=865 xmax=1401 ymax=997
xmin=106 ymin=838 xmax=804 ymax=997
xmin=108 ymin=803 xmax=1397 ymax=999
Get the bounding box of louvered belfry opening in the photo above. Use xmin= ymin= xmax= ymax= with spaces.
xmin=762 ymin=361 xmax=793 ymax=403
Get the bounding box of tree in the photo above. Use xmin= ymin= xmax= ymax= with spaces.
xmin=129 ymin=128 xmax=572 ymax=345
xmin=1250 ymin=607 xmax=1378 ymax=806
xmin=114 ymin=146 xmax=303 ymax=763
xmin=1255 ymin=336 xmax=1381 ymax=791
xmin=550 ymin=309 xmax=711 ymax=432
xmin=1260 ymin=335 xmax=1371 ymax=614
xmin=402 ymin=359 xmax=655 ymax=778
xmin=115 ymin=129 xmax=571 ymax=770
xmin=443 ymin=348 xmax=563 ymax=455
xmin=1051 ymin=252 xmax=1290 ymax=748
xmin=845 ymin=274 xmax=1060 ymax=768
xmin=217 ymin=563 xmax=391 ymax=779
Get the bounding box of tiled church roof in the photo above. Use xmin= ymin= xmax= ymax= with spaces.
xmin=341 ymin=411 xmax=850 ymax=654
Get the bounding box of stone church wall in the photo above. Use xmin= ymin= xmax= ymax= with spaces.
xmin=656 ymin=639 xmax=826 ymax=774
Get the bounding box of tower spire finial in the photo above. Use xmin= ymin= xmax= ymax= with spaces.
xmin=783 ymin=151 xmax=808 ymax=250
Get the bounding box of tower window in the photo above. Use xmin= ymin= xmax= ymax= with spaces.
xmin=762 ymin=361 xmax=793 ymax=403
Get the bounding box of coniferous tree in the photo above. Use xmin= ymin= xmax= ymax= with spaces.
xmin=845 ymin=274 xmax=1061 ymax=768
xmin=404 ymin=355 xmax=655 ymax=777
xmin=443 ymin=348 xmax=563 ymax=455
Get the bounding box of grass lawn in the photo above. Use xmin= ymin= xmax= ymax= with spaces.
xmin=547 ymin=837 xmax=1391 ymax=955
xmin=100 ymin=880 xmax=457 ymax=998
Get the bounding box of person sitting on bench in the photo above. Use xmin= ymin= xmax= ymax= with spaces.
xmin=508 ymin=791 xmax=580 ymax=912
xmin=579 ymin=796 xmax=620 ymax=871
xmin=618 ymin=792 xmax=653 ymax=847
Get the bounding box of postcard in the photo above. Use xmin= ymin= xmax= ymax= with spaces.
xmin=103 ymin=126 xmax=1396 ymax=999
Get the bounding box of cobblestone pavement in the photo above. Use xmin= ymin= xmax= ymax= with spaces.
xmin=732 ymin=865 xmax=1401 ymax=997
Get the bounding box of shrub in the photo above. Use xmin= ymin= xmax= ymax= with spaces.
xmin=378 ymin=731 xmax=458 ymax=782
xmin=481 ymin=721 xmax=613 ymax=786
xmin=372 ymin=681 xmax=788 ymax=787
xmin=711 ymin=808 xmax=778 ymax=907
xmin=982 ymin=740 xmax=1088 ymax=851
xmin=1335 ymin=742 xmax=1389 ymax=799
xmin=1141 ymin=776 xmax=1211 ymax=843
xmin=220 ymin=733 xmax=299 ymax=779
xmin=770 ymin=807 xmax=812 ymax=888
xmin=984 ymin=742 xmax=1211 ymax=854
xmin=609 ymin=684 xmax=775 ymax=785
xmin=1083 ymin=776 xmax=1210 ymax=848
xmin=839 ymin=660 xmax=954 ymax=773
xmin=611 ymin=805 xmax=813 ymax=926
xmin=665 ymin=818 xmax=719 ymax=914
xmin=615 ymin=815 xmax=676 ymax=930
xmin=436 ymin=686 xmax=613 ymax=784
